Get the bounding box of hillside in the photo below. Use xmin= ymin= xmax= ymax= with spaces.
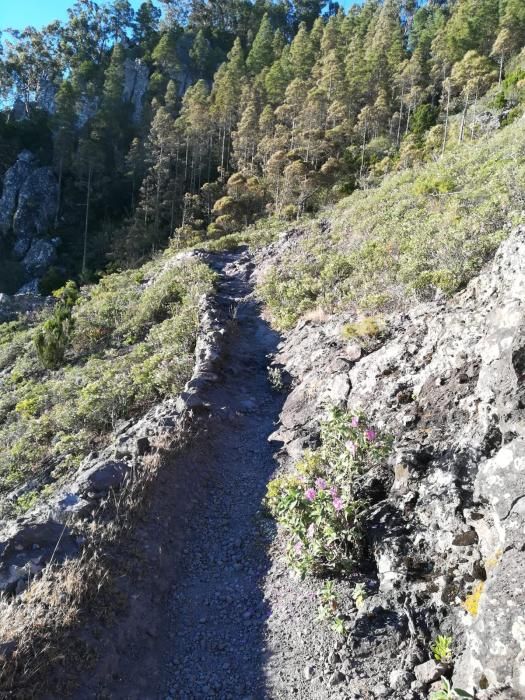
xmin=1 ymin=1 xmax=525 ymax=699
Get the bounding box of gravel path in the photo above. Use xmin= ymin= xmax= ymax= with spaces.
xmin=161 ymin=253 xmax=283 ymax=699
xmin=70 ymin=250 xmax=389 ymax=700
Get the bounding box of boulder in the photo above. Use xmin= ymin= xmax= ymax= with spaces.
xmin=22 ymin=238 xmax=59 ymax=276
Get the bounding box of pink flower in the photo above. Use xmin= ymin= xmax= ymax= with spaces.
xmin=332 ymin=496 xmax=344 ymax=512
xmin=307 ymin=523 xmax=316 ymax=538
xmin=330 ymin=486 xmax=338 ymax=497
xmin=364 ymin=428 xmax=377 ymax=442
xmin=315 ymin=478 xmax=327 ymax=491
xmin=345 ymin=440 xmax=356 ymax=456
xmin=351 ymin=416 xmax=360 ymax=427
xmin=294 ymin=541 xmax=303 ymax=554
xmin=305 ymin=488 xmax=316 ymax=501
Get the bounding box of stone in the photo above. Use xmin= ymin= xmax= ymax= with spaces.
xmin=303 ymin=665 xmax=314 ymax=680
xmin=328 ymin=670 xmax=345 ymax=686
xmin=22 ymin=238 xmax=59 ymax=276
xmin=136 ymin=436 xmax=151 ymax=456
xmin=13 ymin=168 xmax=58 ymax=258
xmin=413 ymin=660 xmax=443 ymax=684
xmin=0 ymin=151 xmax=36 ymax=234
xmin=83 ymin=460 xmax=129 ymax=493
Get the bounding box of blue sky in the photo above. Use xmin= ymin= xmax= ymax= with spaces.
xmin=1 ymin=0 xmax=359 ymax=32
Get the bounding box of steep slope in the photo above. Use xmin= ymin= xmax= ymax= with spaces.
xmin=255 ymin=225 xmax=525 ymax=698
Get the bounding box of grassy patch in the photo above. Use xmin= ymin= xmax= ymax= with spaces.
xmin=258 ymin=117 xmax=525 ymax=329
xmin=0 ymin=255 xmax=216 ymax=511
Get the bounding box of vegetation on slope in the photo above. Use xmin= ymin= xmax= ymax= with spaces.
xmin=0 ymin=255 xmax=215 ymax=515
xmin=258 ymin=110 xmax=525 ymax=329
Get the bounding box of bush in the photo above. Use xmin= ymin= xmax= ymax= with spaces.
xmin=34 ymin=282 xmax=79 ymax=369
xmin=342 ymin=316 xmax=384 ymax=340
xmin=414 ymin=173 xmax=455 ymax=196
xmin=266 ymin=408 xmax=392 ymax=577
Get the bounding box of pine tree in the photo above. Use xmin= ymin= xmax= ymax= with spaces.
xmin=450 ymin=51 xmax=498 ymax=142
xmin=53 ymin=80 xmax=77 ymax=227
xmin=289 ymin=22 xmax=316 ymax=80
xmin=247 ymin=13 xmax=275 ymax=75
xmin=444 ymin=0 xmax=499 ymax=63
xmin=211 ymin=38 xmax=246 ymax=179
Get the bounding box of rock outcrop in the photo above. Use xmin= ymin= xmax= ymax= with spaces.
xmin=259 ymin=226 xmax=525 ymax=698
xmin=0 ymin=151 xmax=59 ymax=288
xmin=122 ymin=58 xmax=150 ymax=123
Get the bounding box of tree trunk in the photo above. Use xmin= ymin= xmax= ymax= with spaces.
xmin=396 ymin=87 xmax=405 ymax=147
xmin=459 ymin=92 xmax=469 ymax=144
xmin=359 ymin=120 xmax=368 ymax=180
xmin=498 ymin=53 xmax=504 ymax=85
xmin=441 ymin=84 xmax=451 ymax=157
xmin=82 ymin=164 xmax=92 ymax=277
xmin=55 ymin=157 xmax=63 ymax=229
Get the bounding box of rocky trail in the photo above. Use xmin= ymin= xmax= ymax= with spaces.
xmin=70 ymin=250 xmax=287 ymax=699
xmin=48 ymin=229 xmax=525 ymax=700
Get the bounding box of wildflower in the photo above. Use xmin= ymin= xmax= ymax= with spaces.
xmin=351 ymin=416 xmax=360 ymax=427
xmin=345 ymin=440 xmax=356 ymax=456
xmin=307 ymin=523 xmax=316 ymax=538
xmin=330 ymin=486 xmax=338 ymax=497
xmin=315 ymin=477 xmax=327 ymax=491
xmin=305 ymin=488 xmax=316 ymax=501
xmin=364 ymin=428 xmax=376 ymax=442
xmin=294 ymin=541 xmax=303 ymax=554
xmin=332 ymin=496 xmax=344 ymax=512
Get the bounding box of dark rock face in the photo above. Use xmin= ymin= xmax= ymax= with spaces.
xmin=0 ymin=150 xmax=36 ymax=234
xmin=258 ymin=226 xmax=525 ymax=698
xmin=21 ymin=238 xmax=59 ymax=276
xmin=122 ymin=58 xmax=149 ymax=123
xmin=0 ymin=152 xmax=59 ymax=288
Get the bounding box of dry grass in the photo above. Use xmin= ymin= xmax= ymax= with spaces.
xmin=0 ymin=450 xmax=163 ymax=698
xmin=302 ymin=307 xmax=331 ymax=324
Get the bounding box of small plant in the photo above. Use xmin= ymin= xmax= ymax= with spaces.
xmin=342 ymin=316 xmax=384 ymax=341
xmin=265 ymin=407 xmax=392 ymax=576
xmin=413 ymin=173 xmax=455 ymax=196
xmin=317 ymin=581 xmax=347 ymax=635
xmin=430 ymin=677 xmax=474 ymax=700
xmin=15 ymin=490 xmax=38 ymax=514
xmin=267 ymin=365 xmax=286 ymax=393
xmin=431 ymin=635 xmax=453 ymax=663
xmin=352 ymin=582 xmax=367 ymax=609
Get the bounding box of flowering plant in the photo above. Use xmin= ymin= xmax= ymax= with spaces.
xmin=265 ymin=407 xmax=392 ymax=577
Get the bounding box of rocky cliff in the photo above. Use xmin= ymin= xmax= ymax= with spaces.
xmin=257 ymin=225 xmax=525 ymax=698
xmin=0 ymin=150 xmax=59 ymax=291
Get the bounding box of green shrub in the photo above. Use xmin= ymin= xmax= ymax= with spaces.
xmin=342 ymin=316 xmax=384 ymax=340
xmin=34 ymin=282 xmax=79 ymax=369
xmin=414 ymin=173 xmax=455 ymax=196
xmin=0 ymin=256 xmax=216 ymax=500
xmin=258 ymin=117 xmax=525 ymax=325
xmin=431 ymin=635 xmax=453 ymax=663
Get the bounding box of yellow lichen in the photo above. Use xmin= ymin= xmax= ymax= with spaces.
xmin=462 ymin=581 xmax=485 ymax=616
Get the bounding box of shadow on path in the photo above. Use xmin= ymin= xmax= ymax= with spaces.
xmin=71 ymin=249 xmax=284 ymax=700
